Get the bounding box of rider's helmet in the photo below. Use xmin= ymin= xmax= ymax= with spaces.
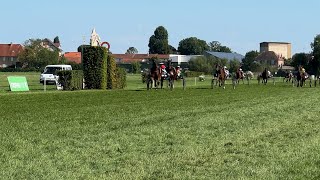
xmin=224 ymin=66 xmax=227 ymax=69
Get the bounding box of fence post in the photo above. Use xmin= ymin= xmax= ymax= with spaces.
xmin=44 ymin=77 xmax=46 ymax=92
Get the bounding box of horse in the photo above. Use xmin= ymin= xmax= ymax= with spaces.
xmin=259 ymin=68 xmax=272 ymax=85
xmin=283 ymin=71 xmax=294 ymax=83
xmin=165 ymin=60 xmax=177 ymax=90
xmin=160 ymin=60 xmax=177 ymax=90
xmin=296 ymin=67 xmax=309 ymax=87
xmin=235 ymin=68 xmax=245 ymax=84
xmin=245 ymin=71 xmax=254 ymax=80
xmin=217 ymin=65 xmax=226 ymax=89
xmin=147 ymin=59 xmax=161 ymax=89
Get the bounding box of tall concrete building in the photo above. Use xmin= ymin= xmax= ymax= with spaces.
xmin=260 ymin=42 xmax=292 ymax=59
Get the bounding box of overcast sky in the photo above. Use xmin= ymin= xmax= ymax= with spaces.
xmin=1 ymin=0 xmax=319 ymax=55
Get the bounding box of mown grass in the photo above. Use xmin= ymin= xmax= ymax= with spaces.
xmin=1 ymin=72 xmax=320 ymax=179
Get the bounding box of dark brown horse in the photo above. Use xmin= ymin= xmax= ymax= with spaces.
xmin=165 ymin=60 xmax=177 ymax=90
xmin=261 ymin=68 xmax=268 ymax=85
xmin=236 ymin=68 xmax=244 ymax=84
xmin=296 ymin=66 xmax=309 ymax=87
xmin=148 ymin=59 xmax=161 ymax=89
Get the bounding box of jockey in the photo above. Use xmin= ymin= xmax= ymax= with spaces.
xmin=159 ymin=63 xmax=167 ymax=77
xmin=224 ymin=66 xmax=229 ymax=78
xmin=176 ymin=66 xmax=181 ymax=78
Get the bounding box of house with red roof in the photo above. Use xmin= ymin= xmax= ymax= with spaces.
xmin=64 ymin=52 xmax=81 ymax=64
xmin=0 ymin=43 xmax=23 ymax=68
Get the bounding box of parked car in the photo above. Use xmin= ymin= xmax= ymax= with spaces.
xmin=40 ymin=64 xmax=72 ymax=84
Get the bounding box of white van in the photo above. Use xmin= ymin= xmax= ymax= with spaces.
xmin=40 ymin=65 xmax=72 ymax=84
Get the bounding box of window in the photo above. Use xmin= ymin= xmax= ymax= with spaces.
xmin=11 ymin=57 xmax=14 ymax=62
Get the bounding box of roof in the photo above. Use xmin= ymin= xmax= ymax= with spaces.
xmin=64 ymin=52 xmax=81 ymax=64
xmin=255 ymin=51 xmax=280 ymax=61
xmin=205 ymin=51 xmax=244 ymax=61
xmin=112 ymin=54 xmax=169 ymax=63
xmin=0 ymin=44 xmax=23 ymax=57
xmin=43 ymin=38 xmax=61 ymax=50
xmin=260 ymin=42 xmax=291 ymax=45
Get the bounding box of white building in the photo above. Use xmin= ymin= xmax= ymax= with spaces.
xmin=169 ymin=55 xmax=203 ymax=65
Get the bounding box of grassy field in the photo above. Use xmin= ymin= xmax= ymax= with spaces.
xmin=1 ymin=72 xmax=320 ymax=179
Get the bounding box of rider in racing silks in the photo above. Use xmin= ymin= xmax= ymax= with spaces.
xmin=160 ymin=63 xmax=167 ymax=78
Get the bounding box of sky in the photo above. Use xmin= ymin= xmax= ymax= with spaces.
xmin=1 ymin=0 xmax=319 ymax=55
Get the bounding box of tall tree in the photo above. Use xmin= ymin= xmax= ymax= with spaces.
xmin=125 ymin=47 xmax=138 ymax=54
xmin=18 ymin=39 xmax=59 ymax=68
xmin=169 ymin=45 xmax=177 ymax=54
xmin=311 ymin=34 xmax=320 ymax=75
xmin=148 ymin=26 xmax=170 ymax=54
xmin=178 ymin=37 xmax=209 ymax=55
xmin=229 ymin=59 xmax=240 ymax=73
xmin=291 ymin=53 xmax=310 ymax=71
xmin=208 ymin=41 xmax=232 ymax=53
xmin=242 ymin=50 xmax=259 ymax=71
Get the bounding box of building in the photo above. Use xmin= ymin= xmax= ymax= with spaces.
xmin=255 ymin=51 xmax=284 ymax=67
xmin=169 ymin=55 xmax=203 ymax=65
xmin=42 ymin=38 xmax=62 ymax=55
xmin=0 ymin=43 xmax=23 ymax=68
xmin=260 ymin=42 xmax=291 ymax=59
xmin=64 ymin=52 xmax=81 ymax=64
xmin=204 ymin=51 xmax=244 ymax=62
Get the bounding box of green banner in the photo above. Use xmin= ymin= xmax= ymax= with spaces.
xmin=7 ymin=76 xmax=29 ymax=92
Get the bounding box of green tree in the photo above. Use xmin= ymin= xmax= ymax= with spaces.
xmin=131 ymin=61 xmax=141 ymax=74
xmin=148 ymin=26 xmax=170 ymax=54
xmin=178 ymin=37 xmax=209 ymax=55
xmin=242 ymin=50 xmax=259 ymax=71
xmin=169 ymin=45 xmax=177 ymax=54
xmin=18 ymin=39 xmax=59 ymax=69
xmin=311 ymin=35 xmax=320 ymax=75
xmin=291 ymin=53 xmax=309 ymax=71
xmin=208 ymin=41 xmax=232 ymax=53
xmin=229 ymin=59 xmax=240 ymax=73
xmin=125 ymin=47 xmax=138 ymax=54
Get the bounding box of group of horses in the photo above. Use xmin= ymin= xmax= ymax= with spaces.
xmin=283 ymin=67 xmax=316 ymax=87
xmin=146 ymin=61 xmax=318 ymax=90
xmin=147 ymin=59 xmax=184 ymax=90
xmin=211 ymin=65 xmax=254 ymax=89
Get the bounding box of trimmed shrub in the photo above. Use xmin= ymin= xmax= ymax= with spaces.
xmin=57 ymin=70 xmax=83 ymax=90
xmin=115 ymin=67 xmax=127 ymax=89
xmin=82 ymin=46 xmax=107 ymax=89
xmin=107 ymin=54 xmax=117 ymax=89
xmin=0 ymin=67 xmax=40 ymax=72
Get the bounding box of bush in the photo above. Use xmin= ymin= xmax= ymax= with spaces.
xmin=57 ymin=70 xmax=83 ymax=90
xmin=0 ymin=67 xmax=40 ymax=72
xmin=184 ymin=71 xmax=205 ymax=77
xmin=82 ymin=46 xmax=107 ymax=89
xmin=115 ymin=68 xmax=127 ymax=89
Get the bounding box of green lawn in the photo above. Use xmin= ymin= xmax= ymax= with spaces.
xmin=1 ymin=72 xmax=320 ymax=179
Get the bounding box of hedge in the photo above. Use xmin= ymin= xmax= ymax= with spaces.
xmin=107 ymin=54 xmax=116 ymax=89
xmin=57 ymin=70 xmax=83 ymax=90
xmin=115 ymin=67 xmax=127 ymax=89
xmin=82 ymin=46 xmax=107 ymax=89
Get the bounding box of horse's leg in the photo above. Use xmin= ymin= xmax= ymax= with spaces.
xmin=223 ymin=79 xmax=226 ymax=89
